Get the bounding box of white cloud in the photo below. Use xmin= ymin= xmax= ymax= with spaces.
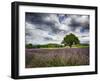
xmin=25 ymin=13 xmax=89 ymax=44
xmin=43 ymin=14 xmax=59 ymax=23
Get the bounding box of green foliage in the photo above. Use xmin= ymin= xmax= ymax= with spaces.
xmin=26 ymin=43 xmax=33 ymax=48
xmin=62 ymin=33 xmax=80 ymax=48
xmin=75 ymin=44 xmax=89 ymax=48
xmin=26 ymin=43 xmax=64 ymax=48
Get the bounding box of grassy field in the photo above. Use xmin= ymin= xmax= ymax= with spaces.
xmin=72 ymin=44 xmax=89 ymax=48
xmin=25 ymin=47 xmax=89 ymax=68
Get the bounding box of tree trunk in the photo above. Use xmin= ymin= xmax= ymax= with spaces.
xmin=69 ymin=44 xmax=72 ymax=48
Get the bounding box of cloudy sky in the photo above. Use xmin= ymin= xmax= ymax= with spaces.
xmin=25 ymin=12 xmax=89 ymax=45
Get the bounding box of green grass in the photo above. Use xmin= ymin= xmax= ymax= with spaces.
xmin=37 ymin=44 xmax=89 ymax=49
xmin=74 ymin=44 xmax=89 ymax=48
xmin=26 ymin=43 xmax=89 ymax=49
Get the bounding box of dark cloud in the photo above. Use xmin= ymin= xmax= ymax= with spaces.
xmin=25 ymin=12 xmax=89 ymax=44
xmin=26 ymin=12 xmax=63 ymax=34
xmin=25 ymin=32 xmax=31 ymax=36
xmin=44 ymin=37 xmax=53 ymax=40
xmin=68 ymin=15 xmax=89 ymax=32
xmin=69 ymin=18 xmax=81 ymax=27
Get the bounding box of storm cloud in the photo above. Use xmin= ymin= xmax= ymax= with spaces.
xmin=25 ymin=12 xmax=89 ymax=45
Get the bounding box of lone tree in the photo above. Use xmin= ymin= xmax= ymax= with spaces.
xmin=61 ymin=33 xmax=80 ymax=48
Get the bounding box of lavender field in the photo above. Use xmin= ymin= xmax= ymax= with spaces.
xmin=25 ymin=48 xmax=89 ymax=68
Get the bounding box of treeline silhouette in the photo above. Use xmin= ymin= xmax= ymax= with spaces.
xmin=26 ymin=43 xmax=64 ymax=48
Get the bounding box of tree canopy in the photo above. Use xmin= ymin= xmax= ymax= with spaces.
xmin=61 ymin=33 xmax=80 ymax=48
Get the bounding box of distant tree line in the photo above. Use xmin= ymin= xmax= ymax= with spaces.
xmin=26 ymin=43 xmax=64 ymax=48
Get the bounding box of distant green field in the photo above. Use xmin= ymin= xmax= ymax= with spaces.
xmin=26 ymin=43 xmax=89 ymax=49
xmin=72 ymin=44 xmax=89 ymax=48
